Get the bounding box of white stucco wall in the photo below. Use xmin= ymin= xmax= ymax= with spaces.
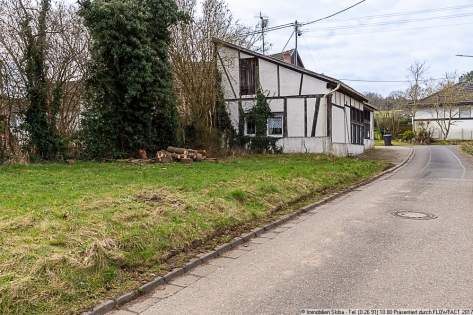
xmin=287 ymin=98 xmax=305 ymax=137
xmin=301 ymin=75 xmax=329 ymax=95
xmin=279 ymin=67 xmax=302 ymax=96
xmin=227 ymin=101 xmax=239 ymax=130
xmin=331 ymin=143 xmax=365 ymax=156
xmin=332 ymin=106 xmax=346 ymax=143
xmin=259 ymin=60 xmax=279 ymax=97
xmin=268 ymin=99 xmax=284 ymax=113
xmin=217 ymin=46 xmax=239 ymax=99
xmin=277 ymin=137 xmax=325 ymax=153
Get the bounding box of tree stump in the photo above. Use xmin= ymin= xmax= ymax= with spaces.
xmin=180 ymin=158 xmax=193 ymax=164
xmin=138 ymin=149 xmax=147 ymax=159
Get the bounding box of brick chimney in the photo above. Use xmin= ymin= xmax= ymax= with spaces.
xmin=283 ymin=53 xmax=292 ymax=64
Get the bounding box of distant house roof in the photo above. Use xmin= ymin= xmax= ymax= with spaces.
xmin=213 ymin=38 xmax=374 ymax=109
xmin=419 ymin=81 xmax=473 ymax=106
xmin=269 ymin=49 xmax=305 ymax=69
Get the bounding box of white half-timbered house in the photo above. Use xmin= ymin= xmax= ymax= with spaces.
xmin=215 ymin=39 xmax=376 ymax=156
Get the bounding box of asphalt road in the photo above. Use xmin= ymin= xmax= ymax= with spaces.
xmin=112 ymin=146 xmax=473 ymax=315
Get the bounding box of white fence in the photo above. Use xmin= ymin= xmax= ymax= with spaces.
xmin=431 ymin=129 xmax=473 ymax=140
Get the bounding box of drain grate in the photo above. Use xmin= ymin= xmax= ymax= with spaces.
xmin=391 ymin=211 xmax=438 ymax=220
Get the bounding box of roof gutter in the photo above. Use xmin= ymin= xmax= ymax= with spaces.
xmin=363 ymin=101 xmax=378 ymax=111
xmin=323 ymin=83 xmax=341 ymax=153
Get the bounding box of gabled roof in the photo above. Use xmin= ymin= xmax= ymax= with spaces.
xmin=213 ymin=38 xmax=373 ymax=108
xmin=419 ymin=81 xmax=473 ymax=106
xmin=269 ymin=49 xmax=305 ymax=69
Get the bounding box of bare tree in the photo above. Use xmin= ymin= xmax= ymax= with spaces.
xmin=170 ymin=0 xmax=262 ymax=147
xmin=0 ymin=0 xmax=88 ymax=160
xmin=405 ymin=60 xmax=430 ymax=132
xmin=364 ymin=91 xmax=385 ymax=109
xmin=427 ymin=72 xmax=473 ymax=140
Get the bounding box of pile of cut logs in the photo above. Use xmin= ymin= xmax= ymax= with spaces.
xmin=102 ymin=147 xmax=207 ymax=165
xmin=157 ymin=146 xmax=207 ymax=164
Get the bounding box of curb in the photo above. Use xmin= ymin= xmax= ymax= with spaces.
xmin=82 ymin=147 xmax=414 ymax=315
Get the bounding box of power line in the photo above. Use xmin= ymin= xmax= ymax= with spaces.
xmin=239 ymin=1 xmax=365 ymax=36
xmin=303 ymin=12 xmax=473 ymax=32
xmin=340 ymin=78 xmax=444 ymax=83
xmin=304 ymin=21 xmax=473 ymax=38
xmin=299 ymin=0 xmax=366 ymax=26
xmin=303 ymin=4 xmax=473 ymax=24
xmin=301 ymin=33 xmax=318 ymax=72
xmin=240 ymin=4 xmax=473 ymax=37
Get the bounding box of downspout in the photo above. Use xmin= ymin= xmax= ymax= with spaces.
xmin=322 ymin=83 xmax=340 ymax=153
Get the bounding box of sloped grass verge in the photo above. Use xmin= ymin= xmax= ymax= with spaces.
xmin=0 ymin=154 xmax=388 ymax=314
xmin=461 ymin=141 xmax=473 ymax=156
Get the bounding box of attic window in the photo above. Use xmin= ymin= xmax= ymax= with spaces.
xmin=240 ymin=57 xmax=258 ymax=95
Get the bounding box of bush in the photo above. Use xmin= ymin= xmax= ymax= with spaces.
xmin=402 ymin=130 xmax=415 ymax=141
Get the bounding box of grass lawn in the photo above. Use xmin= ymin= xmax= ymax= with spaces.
xmin=0 ymin=154 xmax=388 ymax=314
xmin=374 ymin=139 xmax=413 ymax=146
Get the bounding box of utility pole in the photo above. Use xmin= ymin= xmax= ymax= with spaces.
xmin=294 ymin=21 xmax=301 ymax=66
xmin=294 ymin=21 xmax=298 ymax=66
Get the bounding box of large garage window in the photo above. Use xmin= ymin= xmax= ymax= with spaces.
xmin=364 ymin=110 xmax=371 ymax=139
xmin=351 ymin=108 xmax=364 ymax=145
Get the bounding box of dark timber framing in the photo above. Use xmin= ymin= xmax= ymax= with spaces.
xmin=225 ymin=94 xmax=325 ymax=102
xmin=327 ymin=96 xmax=332 ymax=138
xmin=299 ymin=74 xmax=304 ymax=96
xmin=283 ymin=98 xmax=288 ymax=137
xmin=304 ymin=98 xmax=307 ymax=137
xmin=277 ymin=65 xmax=280 ymax=97
xmin=311 ymin=97 xmax=321 ymax=137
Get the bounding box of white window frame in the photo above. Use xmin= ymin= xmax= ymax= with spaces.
xmin=245 ymin=119 xmax=256 ymax=136
xmin=267 ymin=114 xmax=283 ymax=137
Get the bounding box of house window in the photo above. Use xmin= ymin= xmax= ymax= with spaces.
xmin=460 ymin=106 xmax=471 ymax=118
xmin=246 ymin=119 xmax=256 ymax=135
xmin=240 ymin=58 xmax=258 ymax=95
xmin=268 ymin=115 xmax=283 ymax=136
xmin=351 ymin=107 xmax=364 ymax=145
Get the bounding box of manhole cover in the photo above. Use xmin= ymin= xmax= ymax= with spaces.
xmin=391 ymin=211 xmax=438 ymax=220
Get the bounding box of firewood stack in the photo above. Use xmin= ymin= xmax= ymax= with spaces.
xmin=103 ymin=147 xmax=208 ymax=165
xmin=156 ymin=146 xmax=207 ymax=164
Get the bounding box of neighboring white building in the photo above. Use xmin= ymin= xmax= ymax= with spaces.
xmin=414 ymin=81 xmax=473 ymax=140
xmin=215 ymin=39 xmax=376 ymax=156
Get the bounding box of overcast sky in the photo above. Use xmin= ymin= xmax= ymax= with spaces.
xmin=221 ymin=0 xmax=473 ymax=97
